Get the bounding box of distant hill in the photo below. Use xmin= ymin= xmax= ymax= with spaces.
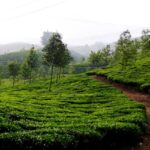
xmin=68 ymin=42 xmax=106 ymax=57
xmin=0 ymin=41 xmax=107 ymax=62
xmin=0 ymin=42 xmax=40 ymax=54
xmin=0 ymin=42 xmax=83 ymax=64
xmin=0 ymin=49 xmax=83 ymax=65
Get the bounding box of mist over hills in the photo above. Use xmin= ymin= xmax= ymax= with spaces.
xmin=0 ymin=42 xmax=40 ymax=55
xmin=68 ymin=42 xmax=106 ymax=57
xmin=0 ymin=41 xmax=108 ymax=61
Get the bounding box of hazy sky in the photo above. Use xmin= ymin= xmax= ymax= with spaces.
xmin=0 ymin=0 xmax=149 ymax=45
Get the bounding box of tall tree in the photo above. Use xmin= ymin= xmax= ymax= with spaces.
xmin=101 ymin=45 xmax=111 ymax=66
xmin=26 ymin=46 xmax=38 ymax=82
xmin=88 ymin=51 xmax=102 ymax=67
xmin=115 ymin=30 xmax=137 ymax=68
xmin=55 ymin=47 xmax=72 ymax=81
xmin=21 ymin=62 xmax=31 ymax=82
xmin=88 ymin=46 xmax=111 ymax=67
xmin=8 ymin=61 xmax=20 ymax=87
xmin=141 ymin=29 xmax=150 ymax=56
xmin=42 ymin=32 xmax=66 ymax=91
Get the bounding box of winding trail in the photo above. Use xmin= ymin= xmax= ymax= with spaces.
xmin=93 ymin=75 xmax=150 ymax=150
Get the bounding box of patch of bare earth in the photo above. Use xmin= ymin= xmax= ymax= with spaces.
xmin=93 ymin=75 xmax=150 ymax=150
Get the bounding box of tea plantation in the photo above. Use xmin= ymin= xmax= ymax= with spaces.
xmin=88 ymin=57 xmax=150 ymax=92
xmin=0 ymin=74 xmax=147 ymax=149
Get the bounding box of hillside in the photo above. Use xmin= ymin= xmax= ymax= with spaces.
xmin=0 ymin=43 xmax=83 ymax=63
xmin=0 ymin=50 xmax=83 ymax=66
xmin=88 ymin=57 xmax=150 ymax=92
xmin=0 ymin=74 xmax=147 ymax=149
xmin=0 ymin=41 xmax=110 ymax=62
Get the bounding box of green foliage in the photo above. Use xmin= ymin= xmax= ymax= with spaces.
xmin=21 ymin=62 xmax=31 ymax=81
xmin=8 ymin=61 xmax=20 ymax=86
xmin=88 ymin=45 xmax=112 ymax=67
xmin=101 ymin=45 xmax=112 ymax=65
xmin=42 ymin=33 xmax=65 ymax=66
xmin=88 ymin=29 xmax=150 ymax=93
xmin=88 ymin=51 xmax=102 ymax=67
xmin=0 ymin=50 xmax=28 ymax=65
xmin=26 ymin=46 xmax=39 ymax=82
xmin=42 ymin=33 xmax=72 ymax=91
xmin=69 ymin=64 xmax=90 ymax=74
xmin=90 ymin=56 xmax=150 ymax=92
xmin=141 ymin=29 xmax=150 ymax=57
xmin=115 ymin=30 xmax=137 ymax=68
xmin=0 ymin=74 xmax=147 ymax=149
xmin=26 ymin=46 xmax=38 ymax=71
xmin=0 ymin=45 xmax=72 ymax=80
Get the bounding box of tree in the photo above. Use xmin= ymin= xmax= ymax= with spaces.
xmin=88 ymin=45 xmax=112 ymax=67
xmin=42 ymin=32 xmax=69 ymax=91
xmin=63 ymin=48 xmax=73 ymax=67
xmin=55 ymin=47 xmax=72 ymax=81
xmin=115 ymin=30 xmax=137 ymax=68
xmin=88 ymin=51 xmax=100 ymax=67
xmin=101 ymin=45 xmax=111 ymax=66
xmin=141 ymin=29 xmax=150 ymax=56
xmin=8 ymin=61 xmax=20 ymax=87
xmin=21 ymin=62 xmax=31 ymax=82
xmin=41 ymin=31 xmax=53 ymax=46
xmin=26 ymin=46 xmax=38 ymax=82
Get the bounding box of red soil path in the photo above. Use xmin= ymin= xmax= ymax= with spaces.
xmin=93 ymin=75 xmax=150 ymax=150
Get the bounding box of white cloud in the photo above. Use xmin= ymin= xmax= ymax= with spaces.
xmin=0 ymin=0 xmax=149 ymax=45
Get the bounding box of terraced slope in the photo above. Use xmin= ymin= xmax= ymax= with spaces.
xmin=0 ymin=74 xmax=147 ymax=149
xmin=88 ymin=57 xmax=150 ymax=92
xmin=93 ymin=75 xmax=150 ymax=150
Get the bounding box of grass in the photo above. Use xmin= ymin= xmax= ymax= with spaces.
xmin=88 ymin=57 xmax=150 ymax=92
xmin=0 ymin=74 xmax=147 ymax=149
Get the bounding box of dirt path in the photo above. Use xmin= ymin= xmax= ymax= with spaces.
xmin=93 ymin=75 xmax=150 ymax=150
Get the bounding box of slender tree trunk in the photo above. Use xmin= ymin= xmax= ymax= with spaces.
xmin=49 ymin=65 xmax=54 ymax=92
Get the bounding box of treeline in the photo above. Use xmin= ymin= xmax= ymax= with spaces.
xmin=88 ymin=29 xmax=150 ymax=92
xmin=88 ymin=29 xmax=150 ymax=68
xmin=0 ymin=32 xmax=72 ymax=90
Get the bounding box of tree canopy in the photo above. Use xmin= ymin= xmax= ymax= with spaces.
xmin=42 ymin=32 xmax=72 ymax=91
xmin=8 ymin=61 xmax=20 ymax=86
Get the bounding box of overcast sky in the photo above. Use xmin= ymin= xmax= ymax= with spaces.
xmin=0 ymin=0 xmax=149 ymax=45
